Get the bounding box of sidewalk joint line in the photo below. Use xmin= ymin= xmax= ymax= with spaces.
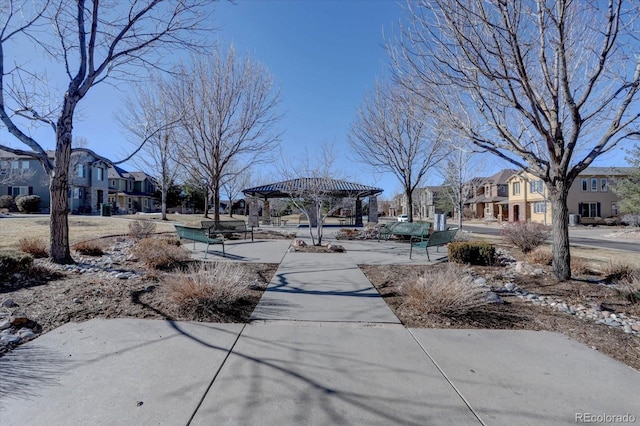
xmin=186 ymin=323 xmax=247 ymax=426
xmin=406 ymin=329 xmax=486 ymax=426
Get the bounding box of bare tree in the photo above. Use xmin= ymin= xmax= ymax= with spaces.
xmin=392 ymin=0 xmax=640 ymax=279
xmin=281 ymin=146 xmax=350 ymax=246
xmin=119 ymin=76 xmax=182 ymax=221
xmin=221 ymin=162 xmax=252 ymax=218
xmin=437 ymin=144 xmax=484 ymax=229
xmin=348 ymin=80 xmax=447 ymax=222
xmin=173 ymin=45 xmax=282 ymax=223
xmin=0 ymin=0 xmax=209 ymax=263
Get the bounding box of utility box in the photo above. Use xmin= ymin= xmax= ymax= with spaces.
xmin=100 ymin=203 xmax=111 ymax=217
xmin=569 ymin=214 xmax=580 ymax=226
xmin=434 ymin=214 xmax=447 ymax=231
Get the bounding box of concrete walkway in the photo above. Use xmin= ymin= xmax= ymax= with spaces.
xmin=1 ymin=227 xmax=638 ymax=425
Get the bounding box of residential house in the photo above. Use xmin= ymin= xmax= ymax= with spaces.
xmin=1 ymin=149 xmax=109 ymax=214
xmin=108 ymin=166 xmax=158 ymax=213
xmin=465 ymin=169 xmax=515 ymax=221
xmin=69 ymin=150 xmax=109 ymax=214
xmin=416 ymin=186 xmax=452 ymax=220
xmin=0 ymin=150 xmax=50 ymax=208
xmin=506 ymin=167 xmax=633 ymax=224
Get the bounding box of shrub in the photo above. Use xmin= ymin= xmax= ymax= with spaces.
xmin=500 ymin=221 xmax=551 ymax=254
xmin=18 ymin=237 xmax=48 ymax=258
xmin=525 ymin=248 xmax=553 ymax=266
xmin=448 ymin=241 xmax=496 ymax=265
xmin=15 ymin=195 xmax=41 ymax=213
xmin=616 ymin=273 xmax=640 ymax=304
xmin=603 ymin=261 xmax=636 ymax=284
xmin=400 ymin=263 xmax=490 ymax=316
xmin=128 ymin=220 xmax=157 ymax=240
xmin=130 ymin=237 xmax=190 ymax=269
xmin=72 ymin=240 xmax=104 ymax=256
xmin=571 ymin=257 xmax=593 ymax=276
xmin=169 ymin=262 xmax=249 ymax=317
xmin=0 ymin=195 xmax=15 ymax=210
xmin=0 ymin=250 xmax=34 ymax=280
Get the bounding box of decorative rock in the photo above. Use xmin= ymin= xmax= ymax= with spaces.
xmin=1 ymin=298 xmax=18 ymax=308
xmin=0 ymin=334 xmax=21 ymax=345
xmin=17 ymin=328 xmax=36 ymax=340
xmin=10 ymin=312 xmax=29 ymax=326
xmin=504 ymin=282 xmax=516 ymax=291
xmin=327 ymin=244 xmax=345 ymax=252
xmin=623 ymin=325 xmax=633 ymax=334
xmin=73 ymin=297 xmax=83 ymax=304
xmin=0 ymin=319 xmax=11 ymax=330
xmin=515 ymin=262 xmax=534 ymax=274
xmin=474 ymin=277 xmax=488 ymax=286
xmin=293 ymin=239 xmax=307 ymax=247
xmin=484 ymin=291 xmax=503 ymax=304
xmin=632 ymin=324 xmax=640 ymax=332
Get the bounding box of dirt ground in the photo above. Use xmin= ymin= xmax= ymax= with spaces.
xmin=2 ymin=230 xmax=639 ymax=372
xmin=360 ymin=262 xmax=640 ymax=371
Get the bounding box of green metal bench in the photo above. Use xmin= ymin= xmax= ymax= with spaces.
xmin=174 ymin=224 xmax=225 ymax=258
xmin=410 ymin=228 xmax=458 ymax=260
xmin=201 ymin=219 xmax=254 ymax=241
xmin=378 ymin=221 xmax=431 ymax=242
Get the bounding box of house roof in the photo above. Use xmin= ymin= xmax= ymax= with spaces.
xmin=482 ymin=169 xmax=517 ymax=185
xmin=243 ymin=178 xmax=383 ymax=198
xmin=108 ymin=165 xmax=131 ymax=179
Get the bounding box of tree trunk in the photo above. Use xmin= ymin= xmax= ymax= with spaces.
xmin=550 ymin=184 xmax=571 ymax=280
xmin=203 ymin=187 xmax=209 ymax=218
xmin=213 ymin=184 xmax=221 ymax=222
xmin=405 ymin=187 xmax=413 ymax=222
xmin=50 ymin=122 xmax=74 ymax=264
xmin=161 ymin=187 xmax=168 ymax=221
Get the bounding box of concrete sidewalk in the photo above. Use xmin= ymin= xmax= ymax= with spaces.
xmin=1 ymin=230 xmax=639 ymax=425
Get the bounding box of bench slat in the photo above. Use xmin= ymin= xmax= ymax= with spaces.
xmin=174 ymin=224 xmax=225 ymax=258
xmin=410 ymin=228 xmax=458 ymax=260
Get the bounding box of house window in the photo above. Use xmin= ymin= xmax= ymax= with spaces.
xmin=96 ymin=168 xmax=104 ymax=181
xmin=12 ymin=186 xmax=29 ymax=196
xmin=73 ymin=188 xmax=82 ymax=199
xmin=591 ymin=178 xmax=598 ymax=192
xmin=579 ymin=202 xmax=600 ymax=218
xmin=12 ymin=160 xmax=29 ymax=170
xmin=512 ymin=182 xmax=520 ymax=195
xmin=581 ymin=178 xmax=588 ymax=192
xmin=529 ymin=180 xmax=543 ymax=193
xmin=111 ymin=179 xmax=116 ymax=186
xmin=76 ymin=164 xmax=85 ymax=178
xmin=127 ymin=197 xmax=132 ymax=209
xmin=534 ymin=202 xmax=546 ymax=214
xmin=612 ymin=202 xmax=618 ymax=216
xmin=600 ymin=178 xmax=608 ymax=192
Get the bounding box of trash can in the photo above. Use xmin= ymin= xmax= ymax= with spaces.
xmin=569 ymin=214 xmax=580 ymax=226
xmin=100 ymin=203 xmax=111 ymax=217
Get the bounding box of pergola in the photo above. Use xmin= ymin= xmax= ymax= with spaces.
xmin=242 ymin=177 xmax=384 ymax=227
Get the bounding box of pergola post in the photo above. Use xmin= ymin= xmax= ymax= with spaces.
xmin=262 ymin=199 xmax=271 ymax=225
xmin=355 ymin=197 xmax=363 ymax=226
xmin=368 ymin=195 xmax=378 ymax=224
xmin=248 ymin=197 xmax=259 ymax=228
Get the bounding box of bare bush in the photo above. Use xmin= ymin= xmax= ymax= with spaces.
xmin=128 ymin=220 xmax=157 ymax=240
xmin=571 ymin=257 xmax=593 ymax=276
xmin=603 ymin=261 xmax=636 ymax=284
xmin=525 ymin=249 xmax=553 ymax=266
xmin=72 ymin=241 xmax=104 ymax=256
xmin=616 ymin=273 xmax=640 ymax=304
xmin=169 ymin=262 xmax=249 ymax=317
xmin=18 ymin=237 xmax=48 ymax=258
xmin=130 ymin=238 xmax=190 ymax=270
xmin=400 ymin=263 xmax=490 ymax=316
xmin=500 ymin=222 xmax=551 ymax=254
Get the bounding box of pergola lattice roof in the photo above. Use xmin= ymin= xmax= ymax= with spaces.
xmin=242 ymin=178 xmax=383 ymax=198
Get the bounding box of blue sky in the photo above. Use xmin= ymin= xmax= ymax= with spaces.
xmin=1 ymin=0 xmax=631 ymax=199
